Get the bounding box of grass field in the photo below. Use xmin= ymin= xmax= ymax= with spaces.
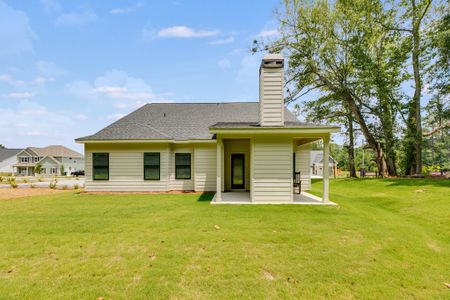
xmin=0 ymin=179 xmax=449 ymax=299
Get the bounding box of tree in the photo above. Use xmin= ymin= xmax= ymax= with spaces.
xmin=254 ymin=0 xmax=390 ymax=176
xmin=34 ymin=163 xmax=43 ymax=174
xmin=383 ymin=0 xmax=434 ymax=175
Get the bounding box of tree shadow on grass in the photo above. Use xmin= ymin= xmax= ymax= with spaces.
xmin=384 ymin=178 xmax=450 ymax=188
xmin=197 ymin=192 xmax=214 ymax=202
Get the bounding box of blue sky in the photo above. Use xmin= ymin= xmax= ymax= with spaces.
xmin=0 ymin=0 xmax=283 ymax=152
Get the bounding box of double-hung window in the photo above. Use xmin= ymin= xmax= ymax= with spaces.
xmin=175 ymin=153 xmax=191 ymax=180
xmin=144 ymin=153 xmax=160 ymax=180
xmin=93 ymin=153 xmax=109 ymax=180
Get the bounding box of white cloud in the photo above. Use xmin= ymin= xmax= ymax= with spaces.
xmin=94 ymin=70 xmax=155 ymax=100
xmin=55 ymin=10 xmax=98 ymax=26
xmin=33 ymin=76 xmax=55 ymax=85
xmin=145 ymin=26 xmax=219 ymax=40
xmin=0 ymin=101 xmax=81 ymax=148
xmin=0 ymin=74 xmax=25 ymax=87
xmin=40 ymin=0 xmax=61 ymax=15
xmin=74 ymin=113 xmax=88 ymax=121
xmin=35 ymin=60 xmax=65 ymax=77
xmin=218 ymin=58 xmax=232 ymax=69
xmin=110 ymin=2 xmax=143 ymax=14
xmin=0 ymin=1 xmax=36 ymax=56
xmin=209 ymin=35 xmax=235 ymax=45
xmin=6 ymin=92 xmax=34 ymax=99
xmin=257 ymin=29 xmax=279 ymax=38
xmin=236 ymin=54 xmax=261 ymax=85
xmin=107 ymin=113 xmax=126 ymax=121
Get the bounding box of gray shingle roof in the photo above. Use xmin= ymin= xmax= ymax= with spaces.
xmin=311 ymin=150 xmax=337 ymax=164
xmin=0 ymin=148 xmax=23 ymax=162
xmin=211 ymin=121 xmax=335 ymax=129
xmin=29 ymin=145 xmax=83 ymax=158
xmin=76 ymin=102 xmax=330 ymax=141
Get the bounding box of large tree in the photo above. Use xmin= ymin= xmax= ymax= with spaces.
xmin=254 ymin=0 xmax=391 ymax=176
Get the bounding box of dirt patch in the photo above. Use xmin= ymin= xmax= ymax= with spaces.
xmin=0 ymin=188 xmax=72 ymax=200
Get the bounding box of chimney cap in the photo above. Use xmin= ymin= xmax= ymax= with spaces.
xmin=261 ymin=53 xmax=284 ymax=68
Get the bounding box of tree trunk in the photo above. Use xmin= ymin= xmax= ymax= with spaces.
xmin=343 ymin=91 xmax=389 ymax=177
xmin=347 ymin=114 xmax=357 ymax=177
xmin=379 ymin=98 xmax=397 ymax=176
xmin=405 ymin=0 xmax=426 ymax=176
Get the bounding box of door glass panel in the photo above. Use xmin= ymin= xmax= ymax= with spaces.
xmin=232 ymin=154 xmax=244 ymax=188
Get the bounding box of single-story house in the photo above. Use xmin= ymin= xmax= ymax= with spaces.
xmin=76 ymin=54 xmax=339 ymax=204
xmin=13 ymin=145 xmax=84 ymax=176
xmin=0 ymin=148 xmax=23 ymax=175
xmin=311 ymin=150 xmax=338 ymax=177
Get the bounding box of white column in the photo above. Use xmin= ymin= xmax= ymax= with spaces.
xmin=322 ymin=135 xmax=330 ymax=203
xmin=216 ymin=138 xmax=222 ymax=202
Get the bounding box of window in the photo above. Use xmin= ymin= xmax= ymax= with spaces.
xmin=50 ymin=167 xmax=57 ymax=174
xmin=93 ymin=153 xmax=109 ymax=180
xmin=20 ymin=157 xmax=29 ymax=163
xmin=144 ymin=153 xmax=160 ymax=180
xmin=33 ymin=157 xmax=40 ymax=163
xmin=175 ymin=153 xmax=191 ymax=179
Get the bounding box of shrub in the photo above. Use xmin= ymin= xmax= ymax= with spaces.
xmin=49 ymin=180 xmax=57 ymax=189
xmin=62 ymin=185 xmax=68 ymax=190
xmin=38 ymin=178 xmax=43 ymax=182
xmin=30 ymin=184 xmax=36 ymax=188
xmin=10 ymin=179 xmax=18 ymax=188
xmin=23 ymin=178 xmax=29 ymax=183
xmin=73 ymin=184 xmax=79 ymax=190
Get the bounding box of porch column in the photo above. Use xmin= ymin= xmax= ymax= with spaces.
xmin=322 ymin=135 xmax=330 ymax=203
xmin=216 ymin=138 xmax=222 ymax=202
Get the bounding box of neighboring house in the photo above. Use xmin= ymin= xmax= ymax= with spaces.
xmin=0 ymin=148 xmax=23 ymax=174
xmin=13 ymin=145 xmax=84 ymax=176
xmin=310 ymin=150 xmax=338 ymax=177
xmin=76 ymin=54 xmax=339 ymax=203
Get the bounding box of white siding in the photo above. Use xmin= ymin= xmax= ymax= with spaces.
xmin=295 ymin=143 xmax=312 ymax=191
xmin=85 ymin=143 xmax=169 ymax=192
xmin=169 ymin=144 xmax=194 ymax=191
xmin=259 ymin=67 xmax=284 ymax=126
xmin=194 ymin=144 xmax=216 ymax=192
xmin=0 ymin=155 xmax=17 ymax=174
xmin=251 ymin=138 xmax=293 ymax=202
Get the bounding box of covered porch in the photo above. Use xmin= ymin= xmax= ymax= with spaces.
xmin=210 ymin=126 xmax=339 ymax=205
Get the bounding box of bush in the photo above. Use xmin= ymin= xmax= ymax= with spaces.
xmin=62 ymin=185 xmax=68 ymax=190
xmin=0 ymin=176 xmax=3 ymax=182
xmin=30 ymin=184 xmax=36 ymax=188
xmin=23 ymin=178 xmax=28 ymax=183
xmin=38 ymin=178 xmax=43 ymax=182
xmin=73 ymin=184 xmax=79 ymax=190
xmin=49 ymin=180 xmax=57 ymax=189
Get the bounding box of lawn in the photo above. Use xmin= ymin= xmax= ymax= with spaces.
xmin=0 ymin=179 xmax=449 ymax=299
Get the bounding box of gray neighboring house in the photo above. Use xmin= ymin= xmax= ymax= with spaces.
xmin=0 ymin=148 xmax=23 ymax=174
xmin=13 ymin=145 xmax=84 ymax=176
xmin=311 ymin=150 xmax=338 ymax=177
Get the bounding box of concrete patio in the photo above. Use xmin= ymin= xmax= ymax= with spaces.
xmin=211 ymin=192 xmax=337 ymax=205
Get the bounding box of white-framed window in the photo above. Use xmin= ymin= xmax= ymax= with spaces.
xmin=33 ymin=157 xmax=40 ymax=163
xmin=20 ymin=157 xmax=29 ymax=163
xmin=50 ymin=167 xmax=58 ymax=174
xmin=41 ymin=168 xmax=46 ymax=174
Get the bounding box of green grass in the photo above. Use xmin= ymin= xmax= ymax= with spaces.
xmin=0 ymin=179 xmax=449 ymax=299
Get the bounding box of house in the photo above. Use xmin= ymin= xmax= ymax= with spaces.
xmin=0 ymin=148 xmax=23 ymax=175
xmin=76 ymin=54 xmax=339 ymax=204
xmin=311 ymin=150 xmax=338 ymax=177
xmin=13 ymin=145 xmax=84 ymax=176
